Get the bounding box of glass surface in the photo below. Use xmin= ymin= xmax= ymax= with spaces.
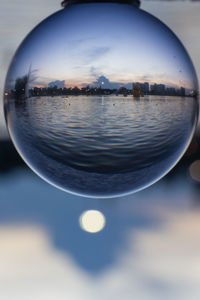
xmin=4 ymin=3 xmax=199 ymax=198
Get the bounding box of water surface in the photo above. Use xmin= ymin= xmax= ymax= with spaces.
xmin=6 ymin=95 xmax=197 ymax=197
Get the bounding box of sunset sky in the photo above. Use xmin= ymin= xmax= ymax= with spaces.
xmin=6 ymin=3 xmax=197 ymax=91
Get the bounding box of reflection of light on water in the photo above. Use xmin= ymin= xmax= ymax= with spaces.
xmin=79 ymin=210 xmax=106 ymax=233
xmin=189 ymin=160 xmax=200 ymax=182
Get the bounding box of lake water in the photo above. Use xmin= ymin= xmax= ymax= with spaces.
xmin=5 ymin=95 xmax=198 ymax=197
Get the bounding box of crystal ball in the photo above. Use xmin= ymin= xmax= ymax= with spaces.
xmin=4 ymin=2 xmax=198 ymax=198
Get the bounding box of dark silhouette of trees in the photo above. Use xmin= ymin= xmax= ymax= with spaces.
xmin=15 ymin=75 xmax=28 ymax=100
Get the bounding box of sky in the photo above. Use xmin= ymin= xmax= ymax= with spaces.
xmin=6 ymin=2 xmax=197 ymax=92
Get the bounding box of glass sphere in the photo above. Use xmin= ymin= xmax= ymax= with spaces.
xmin=4 ymin=2 xmax=198 ymax=198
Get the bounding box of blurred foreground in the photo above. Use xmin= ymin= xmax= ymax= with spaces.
xmin=0 ymin=129 xmax=200 ymax=299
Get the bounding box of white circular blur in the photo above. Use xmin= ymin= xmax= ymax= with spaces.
xmin=79 ymin=210 xmax=106 ymax=233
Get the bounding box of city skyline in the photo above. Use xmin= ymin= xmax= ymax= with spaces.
xmin=10 ymin=73 xmax=195 ymax=99
xmin=45 ymin=75 xmax=193 ymax=93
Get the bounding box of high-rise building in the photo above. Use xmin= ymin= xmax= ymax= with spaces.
xmin=157 ymin=84 xmax=166 ymax=95
xmin=144 ymin=82 xmax=149 ymax=94
xmin=180 ymin=87 xmax=186 ymax=97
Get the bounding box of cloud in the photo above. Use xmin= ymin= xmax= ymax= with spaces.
xmin=88 ymin=47 xmax=110 ymax=61
xmin=48 ymin=80 xmax=66 ymax=88
xmin=90 ymin=66 xmax=100 ymax=78
xmin=81 ymin=46 xmax=110 ymax=65
xmin=99 ymin=210 xmax=200 ymax=300
xmin=0 ymin=226 xmax=93 ymax=300
xmin=1 ymin=207 xmax=200 ymax=300
xmin=91 ymin=75 xmax=121 ymax=89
